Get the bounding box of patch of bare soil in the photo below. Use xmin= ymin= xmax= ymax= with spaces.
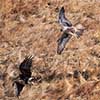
xmin=0 ymin=0 xmax=100 ymax=100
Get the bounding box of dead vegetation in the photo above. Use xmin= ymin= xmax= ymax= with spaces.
xmin=0 ymin=0 xmax=100 ymax=100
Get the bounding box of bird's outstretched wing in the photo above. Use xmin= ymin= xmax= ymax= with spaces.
xmin=19 ymin=56 xmax=33 ymax=83
xmin=13 ymin=81 xmax=24 ymax=97
xmin=57 ymin=32 xmax=72 ymax=54
xmin=58 ymin=7 xmax=72 ymax=27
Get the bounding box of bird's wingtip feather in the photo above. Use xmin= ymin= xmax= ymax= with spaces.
xmin=60 ymin=6 xmax=65 ymax=12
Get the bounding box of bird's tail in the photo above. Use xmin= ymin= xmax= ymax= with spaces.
xmin=74 ymin=24 xmax=85 ymax=37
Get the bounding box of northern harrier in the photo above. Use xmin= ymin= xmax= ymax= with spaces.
xmin=57 ymin=7 xmax=84 ymax=54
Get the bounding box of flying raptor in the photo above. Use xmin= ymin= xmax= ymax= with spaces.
xmin=57 ymin=6 xmax=84 ymax=54
xmin=13 ymin=56 xmax=33 ymax=96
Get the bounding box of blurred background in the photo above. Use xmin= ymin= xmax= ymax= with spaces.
xmin=0 ymin=0 xmax=100 ymax=100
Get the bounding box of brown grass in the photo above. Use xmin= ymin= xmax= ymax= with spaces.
xmin=0 ymin=0 xmax=100 ymax=100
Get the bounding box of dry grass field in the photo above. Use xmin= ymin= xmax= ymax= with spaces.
xmin=0 ymin=0 xmax=100 ymax=100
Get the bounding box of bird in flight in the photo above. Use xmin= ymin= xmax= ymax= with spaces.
xmin=13 ymin=55 xmax=33 ymax=96
xmin=57 ymin=6 xmax=84 ymax=54
xmin=58 ymin=6 xmax=82 ymax=37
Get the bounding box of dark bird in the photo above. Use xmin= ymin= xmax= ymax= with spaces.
xmin=58 ymin=6 xmax=83 ymax=37
xmin=19 ymin=56 xmax=33 ymax=84
xmin=57 ymin=31 xmax=72 ymax=54
xmin=13 ymin=56 xmax=33 ymax=96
